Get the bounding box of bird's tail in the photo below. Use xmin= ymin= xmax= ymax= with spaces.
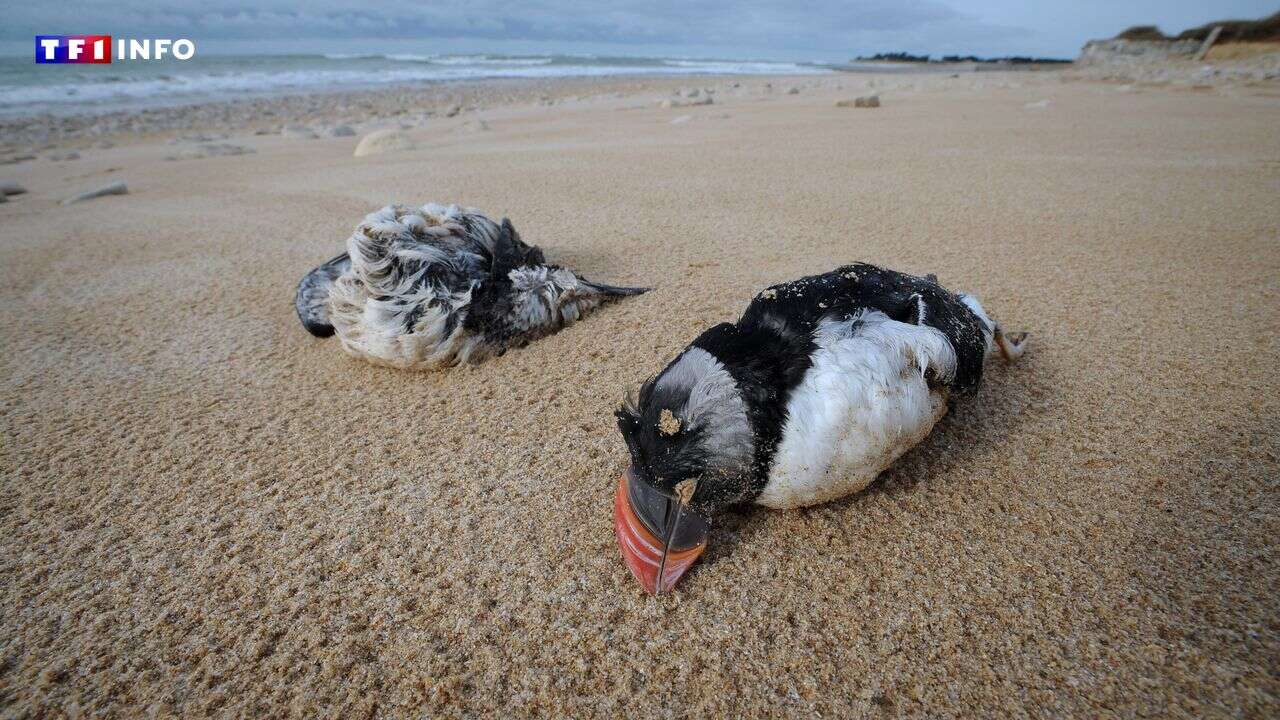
xmin=576 ymin=278 xmax=650 ymax=298
xmin=959 ymin=293 xmax=1028 ymax=363
xmin=295 ymin=252 xmax=351 ymax=337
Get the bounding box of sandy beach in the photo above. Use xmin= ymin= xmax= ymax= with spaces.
xmin=1 ymin=71 xmax=1278 ymax=717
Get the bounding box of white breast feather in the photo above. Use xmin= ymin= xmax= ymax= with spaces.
xmin=757 ymin=311 xmax=957 ymax=509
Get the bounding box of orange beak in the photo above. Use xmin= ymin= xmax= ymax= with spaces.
xmin=613 ymin=470 xmax=709 ymax=594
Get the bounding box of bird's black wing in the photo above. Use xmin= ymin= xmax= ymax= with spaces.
xmin=741 ymin=263 xmax=990 ymax=392
xmin=294 ymin=252 xmax=350 ymax=338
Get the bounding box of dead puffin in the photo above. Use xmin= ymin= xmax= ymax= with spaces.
xmin=613 ymin=263 xmax=1028 ymax=593
xmin=295 ymin=203 xmax=647 ymax=370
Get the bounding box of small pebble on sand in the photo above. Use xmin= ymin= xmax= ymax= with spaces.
xmin=164 ymin=144 xmax=256 ymax=161
xmin=837 ymin=95 xmax=880 ymax=108
xmin=281 ymin=125 xmax=318 ymax=140
xmin=62 ymin=181 xmax=128 ymax=205
xmin=353 ymin=129 xmax=417 ymax=157
xmin=660 ymin=96 xmax=713 ymax=109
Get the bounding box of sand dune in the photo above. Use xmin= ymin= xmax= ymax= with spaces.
xmin=1 ymin=73 xmax=1277 ymax=717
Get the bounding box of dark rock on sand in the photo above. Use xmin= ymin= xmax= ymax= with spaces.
xmin=837 ymin=95 xmax=881 ymax=108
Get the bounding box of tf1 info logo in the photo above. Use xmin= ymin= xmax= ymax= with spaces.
xmin=35 ymin=36 xmax=196 ymax=64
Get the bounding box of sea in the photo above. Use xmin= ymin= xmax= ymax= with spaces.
xmin=0 ymin=52 xmax=846 ymax=117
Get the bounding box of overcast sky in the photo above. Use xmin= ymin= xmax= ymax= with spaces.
xmin=1 ymin=1 xmax=1275 ymax=59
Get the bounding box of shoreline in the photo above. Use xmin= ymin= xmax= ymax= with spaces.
xmin=0 ymin=73 xmax=836 ymax=153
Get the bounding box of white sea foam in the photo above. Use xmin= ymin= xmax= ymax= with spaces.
xmin=425 ymin=55 xmax=553 ymax=66
xmin=662 ymin=59 xmax=821 ymax=73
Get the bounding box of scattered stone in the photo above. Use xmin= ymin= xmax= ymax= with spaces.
xmin=786 ymin=86 xmax=800 ymax=95
xmin=281 ymin=125 xmax=318 ymax=140
xmin=683 ymin=88 xmax=701 ymax=99
xmin=62 ymin=181 xmax=127 ymax=205
xmin=353 ymin=129 xmax=416 ymax=157
xmin=327 ymin=125 xmax=357 ymax=137
xmin=169 ymin=132 xmax=224 ymax=144
xmin=658 ymin=97 xmax=712 ymax=109
xmin=0 ymin=182 xmax=27 ymax=196
xmin=444 ymin=104 xmax=462 ymax=118
xmin=837 ymin=95 xmax=880 ymax=108
xmin=165 ymin=144 xmax=256 ymax=161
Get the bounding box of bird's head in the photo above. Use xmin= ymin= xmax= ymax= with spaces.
xmin=613 ymin=345 xmax=755 ymax=593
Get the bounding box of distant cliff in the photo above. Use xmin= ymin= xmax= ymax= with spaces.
xmin=1078 ymin=11 xmax=1279 ymax=66
xmin=1077 ymin=38 xmax=1202 ymax=66
xmin=1117 ymin=12 xmax=1280 ymax=43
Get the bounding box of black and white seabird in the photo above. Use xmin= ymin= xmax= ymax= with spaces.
xmin=295 ymin=203 xmax=647 ymax=369
xmin=612 ymin=263 xmax=1029 ymax=593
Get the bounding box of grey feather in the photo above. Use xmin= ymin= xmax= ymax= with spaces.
xmin=295 ymin=203 xmax=648 ymax=369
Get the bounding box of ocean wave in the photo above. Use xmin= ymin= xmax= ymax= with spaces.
xmin=662 ymin=59 xmax=822 ymax=73
xmin=383 ymin=53 xmax=437 ymax=63
xmin=427 ymin=55 xmax=553 ymax=66
xmin=327 ymin=53 xmax=555 ymax=66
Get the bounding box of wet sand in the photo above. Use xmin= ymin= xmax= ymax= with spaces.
xmin=1 ymin=73 xmax=1278 ymax=717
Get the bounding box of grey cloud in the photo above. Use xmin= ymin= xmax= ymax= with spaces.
xmin=8 ymin=0 xmax=1269 ymax=58
xmin=2 ymin=0 xmax=987 ymax=48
